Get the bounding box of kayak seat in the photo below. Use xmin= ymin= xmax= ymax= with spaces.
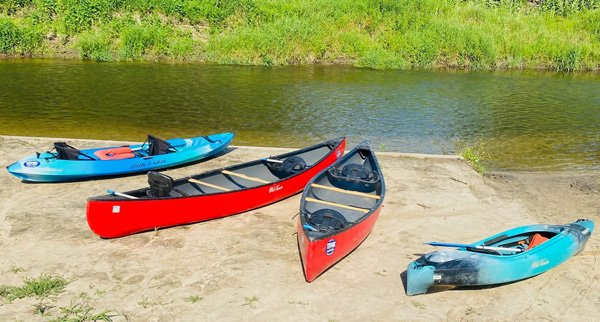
xmin=94 ymin=147 xmax=135 ymax=160
xmin=526 ymin=233 xmax=549 ymax=250
xmin=148 ymin=134 xmax=174 ymax=156
xmin=307 ymin=209 xmax=348 ymax=232
xmin=54 ymin=142 xmax=94 ymax=160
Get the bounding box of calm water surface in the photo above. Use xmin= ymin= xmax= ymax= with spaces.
xmin=0 ymin=59 xmax=598 ymax=171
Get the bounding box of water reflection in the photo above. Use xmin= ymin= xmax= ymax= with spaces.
xmin=0 ymin=60 xmax=598 ymax=171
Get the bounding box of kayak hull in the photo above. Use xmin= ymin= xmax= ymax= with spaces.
xmin=6 ymin=133 xmax=234 ymax=182
xmin=406 ymin=219 xmax=595 ymax=295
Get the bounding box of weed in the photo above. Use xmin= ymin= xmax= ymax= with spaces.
xmin=460 ymin=141 xmax=488 ymax=174
xmin=11 ymin=267 xmax=26 ymax=273
xmin=0 ymin=274 xmax=69 ymax=303
xmin=242 ymin=295 xmax=259 ymax=309
xmin=411 ymin=300 xmax=426 ymax=309
xmin=184 ymin=295 xmax=203 ymax=303
xmin=138 ymin=296 xmax=174 ymax=308
xmin=50 ymin=298 xmax=124 ymax=322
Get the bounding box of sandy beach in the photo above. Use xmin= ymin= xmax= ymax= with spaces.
xmin=1 ymin=135 xmax=599 ymax=321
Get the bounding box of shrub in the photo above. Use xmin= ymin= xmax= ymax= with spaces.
xmin=58 ymin=0 xmax=121 ymax=34
xmin=76 ymin=31 xmax=112 ymax=61
xmin=0 ymin=17 xmax=20 ymax=53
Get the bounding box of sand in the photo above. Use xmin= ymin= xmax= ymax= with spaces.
xmin=0 ymin=135 xmax=599 ymax=321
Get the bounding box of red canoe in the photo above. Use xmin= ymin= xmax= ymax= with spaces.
xmin=297 ymin=140 xmax=385 ymax=282
xmin=87 ymin=138 xmax=346 ymax=238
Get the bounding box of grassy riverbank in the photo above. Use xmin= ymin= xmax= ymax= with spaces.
xmin=1 ymin=0 xmax=599 ymax=70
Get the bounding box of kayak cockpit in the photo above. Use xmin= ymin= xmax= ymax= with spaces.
xmin=468 ymin=230 xmax=560 ymax=255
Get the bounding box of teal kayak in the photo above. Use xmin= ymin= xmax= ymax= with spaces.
xmin=406 ymin=219 xmax=594 ymax=295
xmin=6 ymin=132 xmax=234 ymax=182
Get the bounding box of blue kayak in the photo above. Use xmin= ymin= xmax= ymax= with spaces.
xmin=6 ymin=132 xmax=234 ymax=182
xmin=406 ymin=219 xmax=594 ymax=296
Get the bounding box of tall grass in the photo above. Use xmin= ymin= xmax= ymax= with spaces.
xmin=0 ymin=0 xmax=598 ymax=70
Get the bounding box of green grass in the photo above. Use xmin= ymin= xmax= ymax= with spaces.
xmin=0 ymin=274 xmax=68 ymax=303
xmin=460 ymin=142 xmax=488 ymax=174
xmin=51 ymin=300 xmax=120 ymax=322
xmin=0 ymin=0 xmax=598 ymax=70
xmin=184 ymin=294 xmax=203 ymax=303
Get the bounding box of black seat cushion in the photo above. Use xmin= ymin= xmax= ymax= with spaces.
xmin=307 ymin=208 xmax=348 ymax=232
xmin=54 ymin=142 xmax=81 ymax=160
xmin=147 ymin=171 xmax=174 ymax=197
xmin=267 ymin=156 xmax=307 ymax=178
xmin=148 ymin=134 xmax=173 ymax=156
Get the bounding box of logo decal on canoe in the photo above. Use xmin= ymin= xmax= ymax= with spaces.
xmin=336 ymin=150 xmax=342 ymax=158
xmin=269 ymin=184 xmax=283 ymax=193
xmin=112 ymin=205 xmax=120 ymax=214
xmin=24 ymin=161 xmax=40 ymax=168
xmin=326 ymin=239 xmax=336 ymax=256
xmin=532 ymin=259 xmax=549 ymax=269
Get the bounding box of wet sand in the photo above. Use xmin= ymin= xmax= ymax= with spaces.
xmin=1 ymin=135 xmax=599 ymax=321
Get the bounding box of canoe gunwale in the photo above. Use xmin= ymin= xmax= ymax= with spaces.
xmin=88 ymin=137 xmax=345 ymax=202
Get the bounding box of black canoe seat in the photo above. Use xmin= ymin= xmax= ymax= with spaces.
xmin=267 ymin=156 xmax=307 ymax=178
xmin=327 ymin=163 xmax=379 ymax=193
xmin=306 ymin=209 xmax=348 ymax=232
xmin=147 ymin=171 xmax=174 ymax=197
xmin=147 ymin=171 xmax=188 ymax=198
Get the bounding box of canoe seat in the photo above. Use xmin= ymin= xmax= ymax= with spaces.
xmin=94 ymin=147 xmax=135 ymax=160
xmin=327 ymin=163 xmax=379 ymax=193
xmin=267 ymin=156 xmax=306 ymax=178
xmin=526 ymin=233 xmax=548 ymax=250
xmin=147 ymin=171 xmax=174 ymax=197
xmin=307 ymin=209 xmax=348 ymax=232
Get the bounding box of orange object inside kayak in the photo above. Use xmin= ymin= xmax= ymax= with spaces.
xmin=94 ymin=147 xmax=135 ymax=160
xmin=526 ymin=233 xmax=548 ymax=250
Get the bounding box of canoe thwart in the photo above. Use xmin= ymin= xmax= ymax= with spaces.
xmin=188 ymin=178 xmax=231 ymax=191
xmin=221 ymin=170 xmax=270 ymax=184
xmin=311 ymin=183 xmax=380 ymax=199
xmin=305 ymin=197 xmax=370 ymax=213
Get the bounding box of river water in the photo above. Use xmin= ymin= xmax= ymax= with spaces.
xmin=0 ymin=59 xmax=598 ymax=171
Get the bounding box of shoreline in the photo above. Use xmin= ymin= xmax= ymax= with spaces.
xmin=2 ymin=56 xmax=600 ymax=73
xmin=1 ymin=136 xmax=598 ymax=320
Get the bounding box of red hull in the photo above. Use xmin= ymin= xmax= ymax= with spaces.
xmin=87 ymin=141 xmax=345 ymax=238
xmin=298 ymin=206 xmax=382 ymax=282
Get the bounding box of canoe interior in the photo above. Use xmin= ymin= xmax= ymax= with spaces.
xmin=302 ymin=143 xmax=384 ymax=239
xmin=97 ymin=140 xmax=339 ymax=200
